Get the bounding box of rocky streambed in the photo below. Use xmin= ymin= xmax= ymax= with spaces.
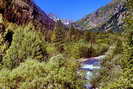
xmin=80 ymin=55 xmax=106 ymax=89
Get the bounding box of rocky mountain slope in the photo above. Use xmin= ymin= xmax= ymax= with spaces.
xmin=0 ymin=0 xmax=127 ymax=33
xmin=0 ymin=0 xmax=55 ymax=31
xmin=76 ymin=0 xmax=127 ymax=32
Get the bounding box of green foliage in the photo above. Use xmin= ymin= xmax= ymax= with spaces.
xmin=64 ymin=41 xmax=91 ymax=59
xmin=46 ymin=43 xmax=59 ymax=57
xmin=50 ymin=20 xmax=66 ymax=52
xmin=51 ymin=20 xmax=65 ymax=44
xmin=84 ymin=31 xmax=93 ymax=42
xmin=3 ymin=25 xmax=47 ymax=69
xmin=63 ymin=37 xmax=110 ymax=59
xmin=119 ymin=0 xmax=133 ymax=88
xmin=120 ymin=33 xmax=133 ymax=89
xmin=0 ymin=56 xmax=85 ymax=89
xmin=0 ymin=27 xmax=11 ymax=66
xmin=92 ymin=35 xmax=133 ymax=89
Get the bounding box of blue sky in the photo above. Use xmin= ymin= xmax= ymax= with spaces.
xmin=34 ymin=0 xmax=112 ymax=21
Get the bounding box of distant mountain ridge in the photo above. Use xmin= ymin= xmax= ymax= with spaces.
xmin=48 ymin=13 xmax=73 ymax=25
xmin=75 ymin=0 xmax=127 ymax=32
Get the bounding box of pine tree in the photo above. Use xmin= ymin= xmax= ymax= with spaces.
xmin=120 ymin=0 xmax=133 ymax=88
xmin=3 ymin=25 xmax=47 ymax=69
xmin=51 ymin=20 xmax=65 ymax=52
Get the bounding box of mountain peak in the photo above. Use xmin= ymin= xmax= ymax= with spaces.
xmin=76 ymin=0 xmax=127 ymax=32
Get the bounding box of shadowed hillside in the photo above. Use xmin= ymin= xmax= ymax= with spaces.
xmin=0 ymin=0 xmax=55 ymax=31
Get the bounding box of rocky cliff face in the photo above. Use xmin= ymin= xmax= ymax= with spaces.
xmin=76 ymin=0 xmax=127 ymax=32
xmin=0 ymin=0 xmax=55 ymax=31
